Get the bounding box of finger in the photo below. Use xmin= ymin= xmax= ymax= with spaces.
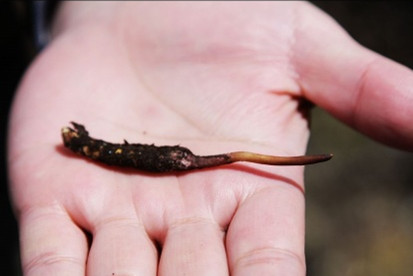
xmin=227 ymin=185 xmax=305 ymax=276
xmin=159 ymin=217 xmax=228 ymax=276
xmin=87 ymin=217 xmax=158 ymax=276
xmin=294 ymin=3 xmax=413 ymax=150
xmin=19 ymin=204 xmax=88 ymax=276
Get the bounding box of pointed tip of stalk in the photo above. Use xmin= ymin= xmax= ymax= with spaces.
xmin=228 ymin=151 xmax=333 ymax=166
xmin=321 ymin=153 xmax=334 ymax=161
xmin=298 ymin=153 xmax=333 ymax=164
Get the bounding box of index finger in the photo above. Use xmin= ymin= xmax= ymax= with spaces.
xmin=226 ymin=183 xmax=305 ymax=275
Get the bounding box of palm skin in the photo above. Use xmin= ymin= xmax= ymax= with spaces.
xmin=8 ymin=2 xmax=413 ymax=276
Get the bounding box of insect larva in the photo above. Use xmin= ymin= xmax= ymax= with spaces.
xmin=61 ymin=122 xmax=332 ymax=173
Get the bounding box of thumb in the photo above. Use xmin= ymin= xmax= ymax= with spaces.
xmin=293 ymin=4 xmax=413 ymax=151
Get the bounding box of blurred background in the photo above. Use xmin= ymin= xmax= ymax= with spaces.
xmin=306 ymin=2 xmax=413 ymax=276
xmin=1 ymin=2 xmax=412 ymax=275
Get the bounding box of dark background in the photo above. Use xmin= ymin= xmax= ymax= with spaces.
xmin=1 ymin=2 xmax=412 ymax=275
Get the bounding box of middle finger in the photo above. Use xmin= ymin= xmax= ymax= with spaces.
xmin=159 ymin=216 xmax=228 ymax=276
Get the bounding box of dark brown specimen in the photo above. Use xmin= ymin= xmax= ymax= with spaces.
xmin=61 ymin=122 xmax=332 ymax=173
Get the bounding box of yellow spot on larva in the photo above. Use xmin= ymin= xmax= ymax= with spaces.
xmin=92 ymin=151 xmax=100 ymax=158
xmin=82 ymin=146 xmax=90 ymax=155
xmin=61 ymin=127 xmax=70 ymax=134
xmin=115 ymin=148 xmax=122 ymax=154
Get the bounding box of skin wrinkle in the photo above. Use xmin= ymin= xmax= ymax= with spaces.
xmin=118 ymin=6 xmax=303 ymax=144
xmin=20 ymin=203 xmax=88 ymax=275
xmin=162 ymin=215 xmax=227 ymax=262
xmin=24 ymin=252 xmax=84 ymax=275
xmin=176 ymin=174 xmax=228 ymax=228
xmin=92 ymin=216 xmax=146 ymax=235
xmin=232 ymin=246 xmax=305 ymax=272
xmin=118 ymin=14 xmax=213 ymax=137
xmin=130 ymin=62 xmax=209 ymax=137
xmin=168 ymin=216 xmax=225 ymax=232
xmin=350 ymin=56 xmax=380 ymax=131
xmin=18 ymin=199 xmax=92 ymax=246
xmin=163 ymin=173 xmax=238 ymax=235
xmin=115 ymin=33 xmax=185 ymax=131
xmin=351 ymin=56 xmax=413 ymax=148
xmin=18 ymin=200 xmax=68 ymax=226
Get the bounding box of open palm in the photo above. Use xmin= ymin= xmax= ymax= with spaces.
xmin=8 ymin=2 xmax=413 ymax=276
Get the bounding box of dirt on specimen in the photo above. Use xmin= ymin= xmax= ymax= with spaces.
xmin=61 ymin=122 xmax=332 ymax=173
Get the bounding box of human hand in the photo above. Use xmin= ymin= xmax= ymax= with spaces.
xmin=8 ymin=2 xmax=413 ymax=276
